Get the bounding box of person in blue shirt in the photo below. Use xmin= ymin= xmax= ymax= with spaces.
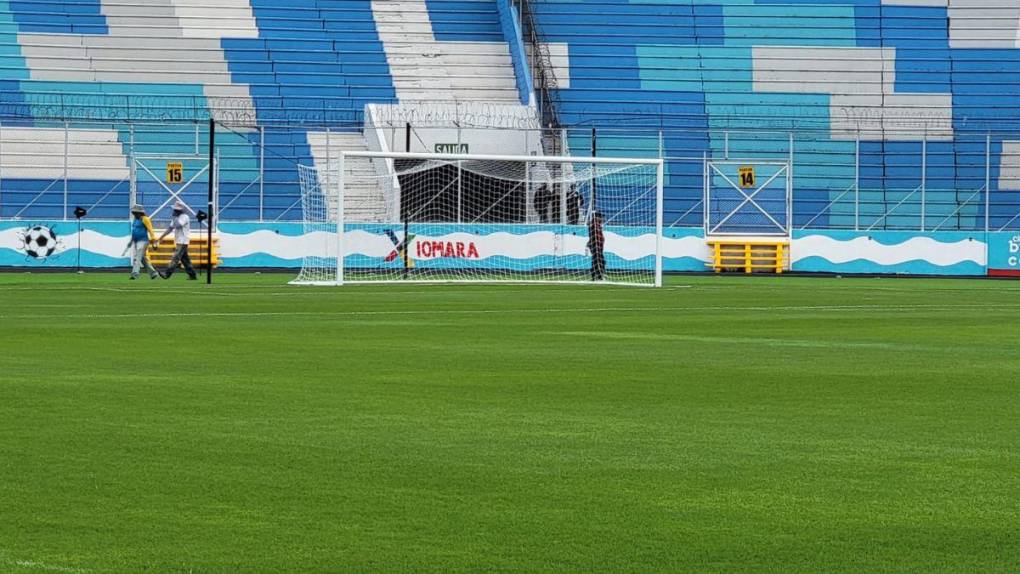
xmin=122 ymin=204 xmax=160 ymax=280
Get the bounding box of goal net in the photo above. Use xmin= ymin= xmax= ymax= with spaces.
xmin=290 ymin=152 xmax=663 ymax=286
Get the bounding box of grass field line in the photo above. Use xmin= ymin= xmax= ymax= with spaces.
xmin=0 ymin=285 xmax=679 ymax=297
xmin=2 ymin=302 xmax=1018 ymax=321
xmin=0 ymin=553 xmax=90 ymax=574
xmin=5 ymin=281 xmax=1020 ymax=296
xmin=545 ymin=331 xmax=933 ymax=350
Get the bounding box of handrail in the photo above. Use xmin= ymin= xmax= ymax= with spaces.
xmin=865 ymin=185 xmax=922 ymax=232
xmin=799 ymin=183 xmax=856 ymax=230
xmin=931 ymin=187 xmax=985 ymax=232
xmin=514 ymin=0 xmax=563 ymax=141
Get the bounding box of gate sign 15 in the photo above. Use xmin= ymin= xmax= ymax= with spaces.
xmin=166 ymin=162 xmax=184 ymax=184
xmin=738 ymin=165 xmax=755 ymax=189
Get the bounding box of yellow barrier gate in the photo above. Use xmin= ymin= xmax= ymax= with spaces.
xmin=148 ymin=235 xmax=220 ymax=268
xmin=707 ymin=239 xmax=789 ymax=274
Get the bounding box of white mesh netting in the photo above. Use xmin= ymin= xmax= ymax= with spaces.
xmin=291 ymin=154 xmax=662 ymax=286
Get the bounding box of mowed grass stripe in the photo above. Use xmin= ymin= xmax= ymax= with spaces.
xmin=0 ymin=273 xmax=1018 ymax=572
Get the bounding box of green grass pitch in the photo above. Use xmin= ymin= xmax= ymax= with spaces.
xmin=1 ymin=273 xmax=1018 ymax=573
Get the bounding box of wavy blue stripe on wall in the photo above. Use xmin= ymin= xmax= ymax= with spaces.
xmin=793 ymin=256 xmax=985 ymax=276
xmin=0 ymin=248 xmax=126 ymax=268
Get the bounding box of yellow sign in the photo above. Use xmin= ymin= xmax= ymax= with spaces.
xmin=166 ymin=162 xmax=183 ymax=184
xmin=738 ymin=165 xmax=755 ymax=189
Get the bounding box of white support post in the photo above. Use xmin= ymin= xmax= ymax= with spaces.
xmin=259 ymin=126 xmax=265 ymax=222
xmin=525 ymin=159 xmax=531 ymax=221
xmin=325 ymin=126 xmax=332 ymax=191
xmin=63 ymin=120 xmax=69 ymax=220
xmin=336 ymin=153 xmax=345 ymax=285
xmin=921 ymin=137 xmax=927 ymax=231
xmin=0 ymin=121 xmax=4 ymax=217
xmin=702 ymin=151 xmax=709 ymax=235
xmin=560 ymin=129 xmax=568 ymax=225
xmin=128 ymin=124 xmax=136 ymax=211
xmin=855 ymin=134 xmax=860 ymax=231
xmin=985 ymin=133 xmax=991 ymax=233
xmin=457 ymin=160 xmax=463 ymax=223
xmin=215 ymin=148 xmax=221 ymax=218
xmin=655 ymin=159 xmax=664 ymax=287
xmin=788 ymin=132 xmax=794 ymax=237
xmin=457 ymin=127 xmax=464 ymax=223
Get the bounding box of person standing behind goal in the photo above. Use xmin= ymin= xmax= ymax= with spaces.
xmin=155 ymin=201 xmax=198 ymax=280
xmin=588 ymin=211 xmax=606 ymax=281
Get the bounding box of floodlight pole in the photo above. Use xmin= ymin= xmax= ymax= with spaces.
xmin=207 ymin=119 xmax=215 ymax=285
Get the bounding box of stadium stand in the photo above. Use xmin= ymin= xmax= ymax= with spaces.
xmin=0 ymin=0 xmax=1018 ymax=232
xmin=529 ymin=0 xmax=1020 ymax=231
xmin=0 ymin=0 xmax=525 ymax=221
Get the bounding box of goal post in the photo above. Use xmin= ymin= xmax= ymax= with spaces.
xmin=291 ymin=151 xmax=664 ymax=287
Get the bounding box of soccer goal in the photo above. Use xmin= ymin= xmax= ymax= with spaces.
xmin=290 ymin=151 xmax=664 ymax=286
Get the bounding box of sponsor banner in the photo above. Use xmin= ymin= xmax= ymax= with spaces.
xmin=5 ymin=221 xmax=1010 ymax=277
xmin=987 ymin=232 xmax=1020 ymax=276
xmin=0 ymin=220 xmax=710 ymax=272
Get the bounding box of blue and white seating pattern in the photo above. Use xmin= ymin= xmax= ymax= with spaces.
xmin=532 ymin=0 xmax=1020 ymax=230
xmin=0 ymin=0 xmax=1019 ymax=232
xmin=0 ymin=0 xmax=521 ymax=221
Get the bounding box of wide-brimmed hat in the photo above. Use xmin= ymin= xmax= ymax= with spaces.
xmin=130 ymin=204 xmax=145 ymax=214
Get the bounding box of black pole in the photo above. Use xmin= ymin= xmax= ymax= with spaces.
xmin=207 ymin=119 xmax=215 ymax=285
xmin=76 ymin=218 xmax=81 ymax=273
xmin=403 ymin=122 xmax=411 ymax=278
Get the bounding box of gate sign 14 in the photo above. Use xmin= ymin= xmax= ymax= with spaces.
xmin=166 ymin=161 xmax=184 ymax=184
xmin=738 ymin=165 xmax=755 ymax=189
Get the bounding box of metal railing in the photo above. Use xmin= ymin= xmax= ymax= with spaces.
xmin=514 ymin=0 xmax=563 ymax=153
xmin=0 ymin=121 xmax=1017 ymax=231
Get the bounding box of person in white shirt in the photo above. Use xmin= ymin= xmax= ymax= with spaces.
xmin=155 ymin=201 xmax=198 ymax=280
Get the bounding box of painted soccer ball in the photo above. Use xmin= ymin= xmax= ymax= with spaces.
xmin=24 ymin=226 xmax=58 ymax=259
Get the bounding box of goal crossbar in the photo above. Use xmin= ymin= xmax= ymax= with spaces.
xmin=342 ymin=150 xmax=664 ymax=166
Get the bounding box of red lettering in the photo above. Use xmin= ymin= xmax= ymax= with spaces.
xmin=456 ymin=242 xmax=465 ymax=258
xmin=444 ymin=242 xmax=455 ymax=258
xmin=416 ymin=241 xmax=422 ymax=258
xmin=467 ymin=243 xmax=479 ymax=258
xmin=431 ymin=241 xmax=444 ymax=257
xmin=422 ymin=241 xmax=432 ymax=257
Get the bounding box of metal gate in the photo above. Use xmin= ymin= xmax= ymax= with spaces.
xmin=704 ymin=160 xmax=791 ymax=236
xmin=129 ymin=153 xmax=218 ymax=225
